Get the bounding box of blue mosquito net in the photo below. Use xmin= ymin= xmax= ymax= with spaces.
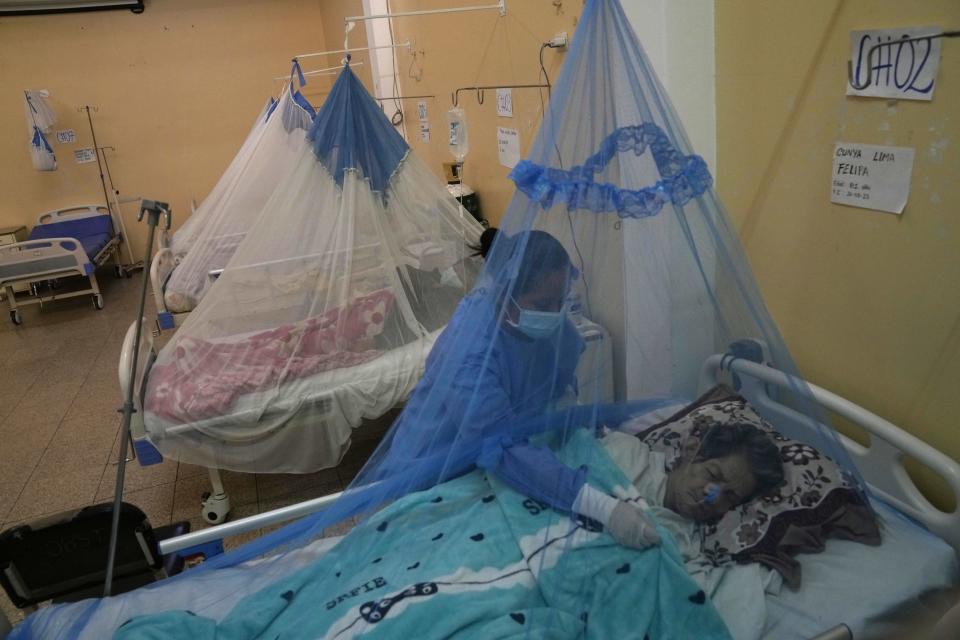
xmin=13 ymin=1 xmax=908 ymax=638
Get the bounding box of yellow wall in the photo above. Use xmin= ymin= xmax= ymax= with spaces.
xmin=0 ymin=1 xmax=334 ymax=262
xmin=717 ymin=0 xmax=960 ymax=506
xmin=387 ymin=0 xmax=581 ymax=226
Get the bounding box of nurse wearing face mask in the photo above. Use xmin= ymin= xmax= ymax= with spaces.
xmin=383 ymin=229 xmax=660 ymax=550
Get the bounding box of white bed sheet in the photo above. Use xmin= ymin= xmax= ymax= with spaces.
xmin=142 ymin=331 xmax=440 ymax=473
xmin=762 ymin=501 xmax=958 ymax=639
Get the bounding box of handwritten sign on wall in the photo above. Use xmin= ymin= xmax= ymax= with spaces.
xmin=73 ymin=147 xmax=97 ymax=164
xmin=497 ymin=127 xmax=520 ymax=168
xmin=56 ymin=129 xmax=76 ymax=144
xmin=847 ymin=26 xmax=942 ymax=100
xmin=831 ymin=142 xmax=915 ymax=214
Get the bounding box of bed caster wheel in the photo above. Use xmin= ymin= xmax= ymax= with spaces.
xmin=92 ymin=294 xmax=104 ymax=310
xmin=114 ymin=265 xmax=126 ymax=279
xmin=10 ymin=310 xmax=22 ymax=325
xmin=201 ymin=491 xmax=231 ymax=525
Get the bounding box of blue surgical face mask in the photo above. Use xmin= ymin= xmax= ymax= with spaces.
xmin=507 ymin=296 xmax=566 ymax=340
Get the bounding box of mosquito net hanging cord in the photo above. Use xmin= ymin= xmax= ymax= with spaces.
xmin=739 ymin=0 xmax=846 ymax=250
xmin=455 ymin=12 xmax=503 ymax=210
xmin=468 ymin=12 xmax=502 ymax=91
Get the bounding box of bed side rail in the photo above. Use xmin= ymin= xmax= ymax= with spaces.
xmin=119 ymin=319 xmax=155 ymax=446
xmin=700 ymin=354 xmax=960 ymax=553
xmin=0 ymin=237 xmax=91 ymax=283
xmin=36 ymin=204 xmax=109 ymax=225
xmin=150 ymin=247 xmax=176 ymax=315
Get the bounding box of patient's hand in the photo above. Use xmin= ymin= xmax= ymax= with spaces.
xmin=608 ymin=501 xmax=661 ymax=549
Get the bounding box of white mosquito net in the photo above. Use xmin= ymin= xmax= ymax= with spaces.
xmin=15 ymin=2 xmax=951 ymax=639
xmin=163 ymin=83 xmax=316 ymax=313
xmin=138 ymin=64 xmax=484 ymax=473
xmin=168 ymin=97 xmax=273 ymax=258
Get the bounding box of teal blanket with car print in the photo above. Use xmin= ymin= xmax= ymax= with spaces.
xmin=115 ymin=430 xmax=731 ymax=639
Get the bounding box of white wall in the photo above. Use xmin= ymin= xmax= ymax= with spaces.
xmin=622 ymin=0 xmax=717 ymax=174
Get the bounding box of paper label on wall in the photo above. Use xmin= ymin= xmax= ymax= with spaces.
xmin=496 ymin=88 xmax=513 ymax=117
xmin=831 ymin=142 xmax=915 ymax=214
xmin=846 ymin=26 xmax=942 ymax=100
xmin=73 ymin=147 xmax=97 ymax=164
xmin=419 ymin=122 xmax=431 ymax=142
xmin=56 ymin=129 xmax=76 ymax=144
xmin=497 ymin=127 xmax=520 ymax=168
xmin=417 ymin=100 xmax=428 ymax=122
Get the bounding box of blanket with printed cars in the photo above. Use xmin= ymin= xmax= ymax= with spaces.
xmin=113 ymin=430 xmax=731 ymax=639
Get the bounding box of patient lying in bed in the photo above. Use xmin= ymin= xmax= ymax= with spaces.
xmin=599 ymin=423 xmax=784 ymax=551
xmin=598 ymin=425 xmax=789 ymax=639
xmin=661 ymin=422 xmax=785 ymax=522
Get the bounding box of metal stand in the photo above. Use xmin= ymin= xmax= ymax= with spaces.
xmin=82 ymin=105 xmax=139 ymax=270
xmin=103 ymin=199 xmax=171 ymax=597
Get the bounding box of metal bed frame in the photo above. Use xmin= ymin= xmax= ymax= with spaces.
xmin=0 ymin=205 xmax=125 ymax=325
xmin=143 ymin=352 xmax=958 ymax=640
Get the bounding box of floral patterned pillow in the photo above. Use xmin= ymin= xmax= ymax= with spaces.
xmin=636 ymin=385 xmax=880 ymax=588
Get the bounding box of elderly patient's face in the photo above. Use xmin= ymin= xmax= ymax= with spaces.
xmin=664 ymin=446 xmax=759 ymax=522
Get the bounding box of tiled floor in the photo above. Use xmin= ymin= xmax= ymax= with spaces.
xmin=0 ymin=269 xmax=381 ymax=625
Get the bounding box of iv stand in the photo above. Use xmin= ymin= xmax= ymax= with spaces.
xmin=98 ymin=147 xmax=143 ymax=271
xmin=103 ymin=199 xmax=171 ymax=597
xmin=81 ymin=106 xmax=138 ymax=269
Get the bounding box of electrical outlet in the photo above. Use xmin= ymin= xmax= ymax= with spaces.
xmin=550 ymin=32 xmax=568 ymax=49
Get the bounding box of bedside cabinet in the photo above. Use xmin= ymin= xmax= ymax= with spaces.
xmin=0 ymin=225 xmax=27 ymax=246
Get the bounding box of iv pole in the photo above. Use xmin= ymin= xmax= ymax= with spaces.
xmin=103 ymin=199 xmax=171 ymax=596
xmin=81 ymin=106 xmax=138 ymax=270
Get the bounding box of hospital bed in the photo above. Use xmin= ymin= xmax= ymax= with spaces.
xmin=150 ymin=229 xmax=250 ymax=329
xmin=125 ymin=242 xmax=487 ymax=524
xmin=120 ymin=316 xmax=438 ymax=524
xmin=0 ymin=205 xmax=125 ymax=325
xmin=13 ymin=351 xmax=954 ymax=639
xmin=149 ymin=246 xmax=180 ymax=329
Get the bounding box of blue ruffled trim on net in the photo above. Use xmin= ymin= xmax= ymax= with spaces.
xmin=509 ymin=123 xmax=713 ymax=219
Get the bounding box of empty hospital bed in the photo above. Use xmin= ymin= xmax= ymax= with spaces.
xmin=0 ymin=204 xmax=125 ymax=325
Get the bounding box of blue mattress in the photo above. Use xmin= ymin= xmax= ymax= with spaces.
xmin=29 ymin=216 xmax=114 ymax=261
xmin=79 ymin=233 xmax=113 ymax=259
